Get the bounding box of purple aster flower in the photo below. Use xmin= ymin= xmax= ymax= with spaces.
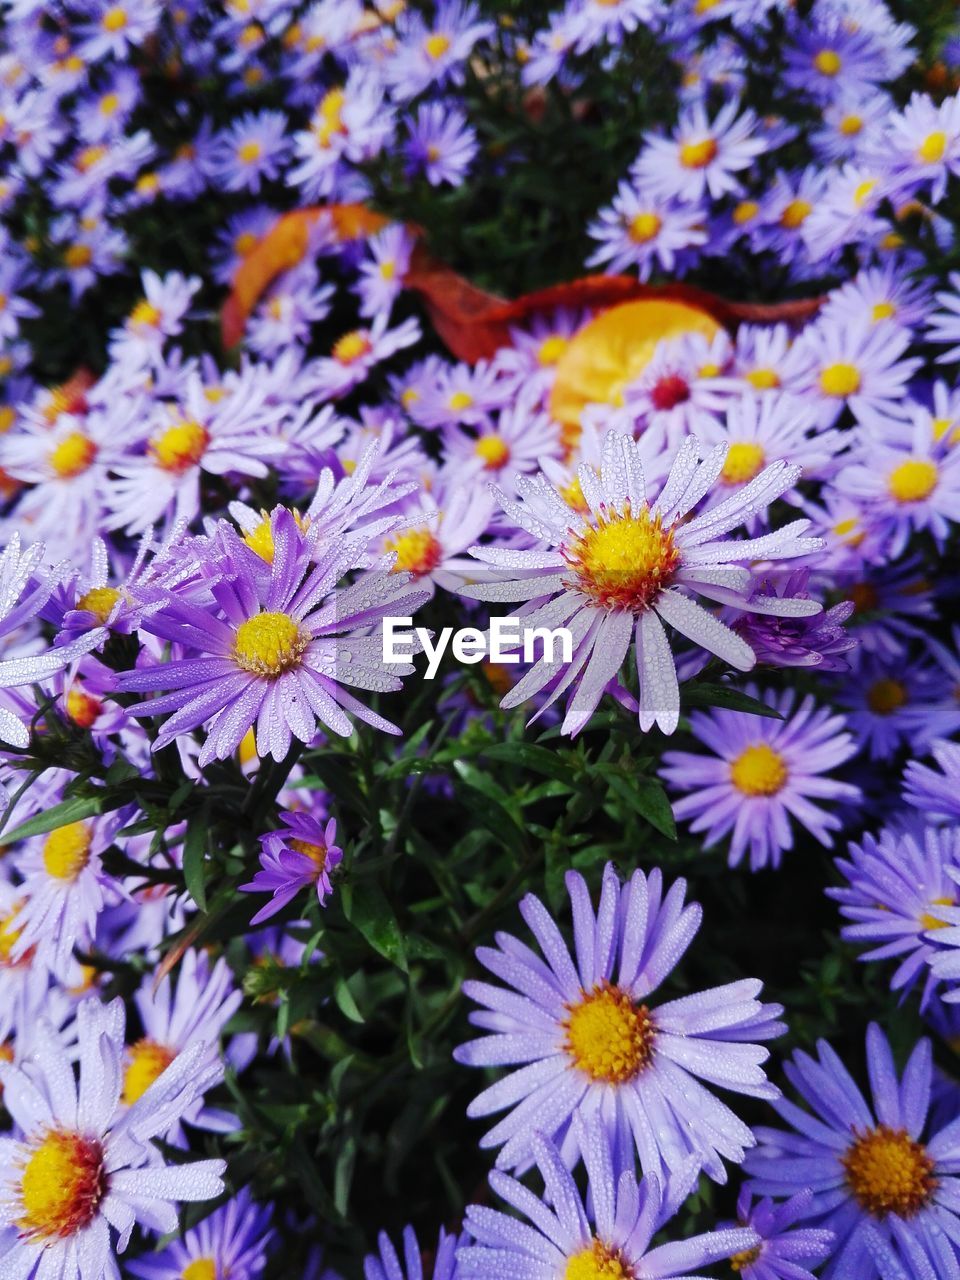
xmin=791 ymin=316 xmax=921 ymax=430
xmin=782 ymin=13 xmax=893 ymax=103
xmin=0 ymin=535 xmax=106 ymax=747
xmin=241 ymin=812 xmax=343 ymax=924
xmin=462 ymin=432 xmax=823 ymax=737
xmin=732 ymin=571 xmax=857 ymax=673
xmin=454 ymin=860 xmax=784 ymax=1182
xmin=209 ymin=110 xmax=290 ymax=194
xmin=0 ymin=997 xmax=225 ymax=1280
xmin=837 ymin=653 xmax=947 ymax=762
xmin=116 ymin=510 xmax=430 ymax=764
xmin=385 ymin=1 xmax=494 ymax=101
xmin=746 ymin=1023 xmax=960 ymax=1280
xmin=586 ymin=183 xmax=707 ymax=280
xmin=722 ymin=1190 xmax=834 ymax=1280
xmin=458 ymin=1118 xmax=761 ymax=1280
xmin=356 ymin=225 xmax=415 ymax=318
xmin=127 ymin=1187 xmax=275 ymax=1280
xmin=288 ymin=74 xmax=394 ymax=201
xmin=365 ymin=1226 xmax=458 ymax=1280
xmin=661 ymin=685 xmax=861 ymax=872
xmin=830 ymin=824 xmax=960 ymax=1009
xmin=887 ymin=91 xmax=960 ymax=204
xmin=904 ymin=740 xmax=960 ymax=824
xmin=76 ymin=0 xmax=162 ymax=61
xmin=123 ymin=948 xmax=244 ymax=1134
xmin=820 ymin=263 xmax=934 ymax=334
xmin=634 ymin=100 xmax=769 ymax=203
xmin=404 ymin=102 xmax=479 ymax=187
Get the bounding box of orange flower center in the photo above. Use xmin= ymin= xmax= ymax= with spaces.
xmin=564 ymin=983 xmax=655 ymax=1083
xmin=565 ymin=505 xmax=680 ymax=613
xmin=19 ymin=1131 xmax=105 ymax=1240
xmin=842 ymin=1126 xmax=935 ymax=1218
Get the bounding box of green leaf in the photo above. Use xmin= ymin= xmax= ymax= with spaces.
xmin=341 ymin=882 xmax=408 ymax=971
xmin=603 ymin=774 xmax=677 ymax=840
xmin=182 ymin=809 xmax=209 ymax=912
xmin=682 ymin=684 xmax=784 ymax=719
xmin=2 ymin=793 xmax=104 ymax=844
xmin=333 ymin=974 xmax=365 ymax=1024
xmin=478 ymin=742 xmax=577 ymax=784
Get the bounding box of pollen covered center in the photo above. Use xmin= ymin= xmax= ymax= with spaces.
xmin=867 ymin=677 xmax=907 ymax=715
xmin=679 ymin=136 xmax=717 ymax=168
xmin=563 ymin=982 xmax=655 ymax=1084
xmin=149 ymin=420 xmax=209 ymax=473
xmin=820 ymin=363 xmax=861 ymax=397
xmin=50 ymin=432 xmax=98 ymax=478
xmin=289 ymin=838 xmax=329 ymax=875
xmin=182 ymin=1259 xmax=217 ymax=1280
xmin=43 ymin=822 xmax=93 ymax=881
xmin=721 ymin=442 xmax=766 ymax=485
xmin=628 ymin=212 xmax=661 ymax=243
xmin=888 ymin=459 xmax=937 ymax=504
xmin=842 ymin=1125 xmax=935 ymax=1218
xmin=386 ymin=528 xmax=443 ymax=577
xmin=475 ymin=435 xmax=511 ymax=469
xmin=565 ymin=1240 xmax=634 ymax=1280
xmin=729 ymin=1246 xmax=762 ymax=1272
xmin=565 ymin=505 xmax=680 ymax=614
xmin=730 ymin=744 xmax=788 ymax=797
xmin=77 ymin=585 xmax=120 ymax=622
xmin=234 ymin=611 xmax=306 ymax=677
xmin=19 ymin=1130 xmax=105 ymax=1240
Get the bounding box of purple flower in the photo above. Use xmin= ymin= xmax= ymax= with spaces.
xmin=464 ymin=432 xmax=822 ymax=737
xmin=454 ymin=861 xmax=783 ymax=1182
xmin=746 ymin=1024 xmax=960 ymax=1280
xmin=127 ymin=1187 xmax=275 ymax=1280
xmin=0 ymin=997 xmax=225 ymax=1280
xmin=722 ymin=1190 xmax=834 ymax=1280
xmin=115 ymin=510 xmax=430 ymax=764
xmin=733 ymin=571 xmax=857 ymax=672
xmin=404 ymin=102 xmax=479 ymax=187
xmin=904 ymin=740 xmax=960 ymax=823
xmin=365 ymin=1226 xmax=458 ymax=1280
xmin=830 ymin=823 xmax=960 ymax=1009
xmin=661 ymin=685 xmax=861 ymax=871
xmin=458 ymin=1118 xmax=761 ymax=1280
xmin=241 ymin=812 xmax=343 ymax=924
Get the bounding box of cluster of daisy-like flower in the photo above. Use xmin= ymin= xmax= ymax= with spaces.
xmin=1 ymin=0 xmax=960 ymax=1278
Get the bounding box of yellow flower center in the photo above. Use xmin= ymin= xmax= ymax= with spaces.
xmin=814 ymin=49 xmax=842 ymax=75
xmin=880 ymin=232 xmax=904 ymax=250
xmin=135 ymin=172 xmax=160 ymax=197
xmin=234 ymin=230 xmax=259 ymax=257
xmin=289 ymin=838 xmax=329 ymax=874
xmin=449 ymin=390 xmax=474 ymax=411
xmin=919 ymin=131 xmax=947 ymax=163
xmin=780 ymin=198 xmax=812 ymax=229
xmin=64 ymin=243 xmax=93 ymax=269
xmin=563 ymin=983 xmax=655 ymax=1084
xmin=888 ymin=459 xmax=937 ymax=503
xmin=0 ymin=906 xmax=26 ymax=966
xmin=839 ymin=114 xmax=863 ymax=136
xmin=732 ymin=200 xmax=759 ymax=225
xmin=66 ymin=687 xmax=102 ymax=729
xmin=854 ymin=179 xmax=877 ymax=207
xmin=183 ymin=1259 xmax=217 ymax=1280
xmin=537 ymin=335 xmax=569 ymax=366
xmin=49 ymin=432 xmax=97 ymax=478
xmin=721 ymin=442 xmax=766 ymax=485
xmin=238 ymin=139 xmax=262 ymax=164
xmin=424 ymin=32 xmax=451 ymax=58
xmin=102 ymin=5 xmax=128 ymax=31
xmin=871 ymin=300 xmax=896 ymax=321
xmin=679 ymin=137 xmax=718 ymax=169
xmin=77 ymin=144 xmax=107 ymax=173
xmin=919 ymin=896 xmax=954 ymax=932
xmin=729 ymin=1248 xmax=762 ymax=1273
xmin=99 ymin=92 xmax=120 ymax=116
xmin=129 ymin=298 xmax=161 ymax=328
xmin=233 ymin=612 xmax=306 ymax=677
xmin=0 ymin=406 xmax=13 ymax=433
xmin=149 ymin=421 xmax=209 ymax=473
xmin=42 ymin=822 xmax=93 ymax=881
xmin=832 ymin=516 xmax=863 ymax=546
xmin=565 ymin=506 xmax=680 ymax=614
xmin=19 ymin=1131 xmax=105 ymax=1240
xmin=380 ymin=259 xmax=397 ymax=281
xmin=238 ymin=727 xmax=258 ymax=767
xmin=867 ymin=678 xmax=907 ymax=715
xmin=730 ymin=744 xmax=788 ymax=797
xmin=475 ymin=436 xmax=511 ymax=470
xmin=745 ymin=367 xmax=780 ymax=390
xmin=565 ymin=1240 xmax=634 ymax=1280
xmin=77 ymin=586 xmax=120 ymax=622
xmin=842 ymin=1126 xmax=935 ymax=1218
xmin=628 ymin=212 xmax=662 ymax=243
xmin=386 ymin=528 xmax=443 ymax=577
xmin=333 ymin=330 xmax=372 ymax=364
xmin=122 ymin=1038 xmax=176 ymax=1105
xmin=820 ymin=363 xmax=861 ymax=397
